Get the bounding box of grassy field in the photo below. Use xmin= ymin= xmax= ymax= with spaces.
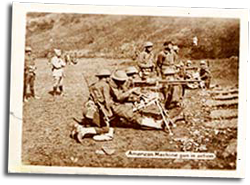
xmin=22 ymin=57 xmax=238 ymax=169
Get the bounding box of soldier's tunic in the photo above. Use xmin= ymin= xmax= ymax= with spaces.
xmin=156 ymin=50 xmax=182 ymax=107
xmin=51 ymin=56 xmax=66 ymax=88
xmin=109 ymin=79 xmax=141 ymax=126
xmin=156 ymin=50 xmax=175 ymax=76
xmin=23 ymin=54 xmax=36 ymax=98
xmin=199 ymin=67 xmax=211 ymax=88
xmin=137 ymin=51 xmax=155 ymax=79
xmin=85 ymin=79 xmax=112 ymax=133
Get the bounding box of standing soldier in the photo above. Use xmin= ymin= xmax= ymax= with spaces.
xmin=199 ymin=60 xmax=211 ymax=89
xmin=23 ymin=46 xmax=40 ymax=102
xmin=156 ymin=41 xmax=182 ymax=108
xmin=51 ymin=49 xmax=66 ymax=96
xmin=137 ymin=42 xmax=155 ymax=80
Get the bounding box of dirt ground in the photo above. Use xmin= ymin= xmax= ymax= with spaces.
xmin=22 ymin=57 xmax=238 ymax=169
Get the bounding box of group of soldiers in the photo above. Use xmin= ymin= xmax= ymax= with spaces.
xmin=72 ymin=41 xmax=212 ymax=142
xmin=23 ymin=47 xmax=73 ymax=102
xmin=23 ymin=41 xmax=211 ymax=142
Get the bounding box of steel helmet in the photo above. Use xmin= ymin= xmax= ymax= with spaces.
xmin=144 ymin=41 xmax=153 ymax=48
xmin=187 ymin=60 xmax=192 ymax=64
xmin=111 ymin=70 xmax=128 ymax=81
xmin=126 ymin=66 xmax=138 ymax=75
xmin=25 ymin=46 xmax=32 ymax=52
xmin=96 ymin=69 xmax=111 ymax=77
xmin=200 ymin=60 xmax=206 ymax=65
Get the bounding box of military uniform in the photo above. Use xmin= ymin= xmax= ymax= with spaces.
xmin=51 ymin=51 xmax=66 ymax=95
xmin=108 ymin=70 xmax=141 ymax=126
xmin=23 ymin=47 xmax=38 ymax=101
xmin=76 ymin=69 xmax=114 ymax=142
xmin=156 ymin=49 xmax=183 ymax=108
xmin=199 ymin=67 xmax=211 ymax=89
xmin=137 ymin=42 xmax=155 ymax=80
xmin=88 ymin=78 xmax=113 ymax=128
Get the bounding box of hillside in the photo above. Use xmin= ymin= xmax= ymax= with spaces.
xmin=25 ymin=13 xmax=239 ymax=59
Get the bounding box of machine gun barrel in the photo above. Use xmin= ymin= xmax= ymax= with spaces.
xmin=133 ymin=79 xmax=201 ymax=86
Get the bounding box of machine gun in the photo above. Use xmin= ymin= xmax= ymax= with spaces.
xmin=133 ymin=94 xmax=175 ymax=135
xmin=133 ymin=79 xmax=202 ymax=87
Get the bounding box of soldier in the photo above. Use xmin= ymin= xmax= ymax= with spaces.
xmin=51 ymin=49 xmax=66 ymax=96
xmin=199 ymin=60 xmax=211 ymax=89
xmin=156 ymin=42 xmax=183 ymax=108
xmin=75 ymin=69 xmax=114 ymax=142
xmin=137 ymin=42 xmax=155 ymax=80
xmin=23 ymin=46 xmax=40 ymax=102
xmin=109 ymin=70 xmax=165 ymax=130
xmin=124 ymin=66 xmax=141 ymax=90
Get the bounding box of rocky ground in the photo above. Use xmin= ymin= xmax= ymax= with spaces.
xmin=22 ymin=57 xmax=238 ymax=169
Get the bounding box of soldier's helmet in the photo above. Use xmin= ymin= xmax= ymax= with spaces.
xmin=111 ymin=70 xmax=128 ymax=81
xmin=96 ymin=69 xmax=111 ymax=77
xmin=200 ymin=60 xmax=206 ymax=65
xmin=186 ymin=60 xmax=192 ymax=65
xmin=144 ymin=41 xmax=153 ymax=48
xmin=126 ymin=66 xmax=138 ymax=75
xmin=25 ymin=46 xmax=32 ymax=52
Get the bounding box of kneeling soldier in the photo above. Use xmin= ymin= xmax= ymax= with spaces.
xmin=74 ymin=69 xmax=114 ymax=142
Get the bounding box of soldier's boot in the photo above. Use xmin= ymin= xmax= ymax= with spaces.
xmin=52 ymin=86 xmax=57 ymax=96
xmin=77 ymin=127 xmax=97 ymax=143
xmin=140 ymin=117 xmax=163 ymax=129
xmin=30 ymin=88 xmax=40 ymax=99
xmin=23 ymin=97 xmax=29 ymax=103
xmin=59 ymin=86 xmax=65 ymax=96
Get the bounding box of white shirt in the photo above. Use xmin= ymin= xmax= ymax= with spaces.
xmin=51 ymin=56 xmax=66 ymax=77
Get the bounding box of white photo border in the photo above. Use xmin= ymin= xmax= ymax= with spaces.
xmin=8 ymin=2 xmax=248 ymax=178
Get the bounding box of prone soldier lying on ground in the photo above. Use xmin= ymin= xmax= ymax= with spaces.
xmin=109 ymin=69 xmax=173 ymax=132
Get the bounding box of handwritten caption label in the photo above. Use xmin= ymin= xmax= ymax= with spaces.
xmin=126 ymin=151 xmax=216 ymax=160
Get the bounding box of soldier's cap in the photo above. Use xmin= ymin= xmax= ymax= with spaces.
xmin=200 ymin=60 xmax=206 ymax=65
xmin=25 ymin=46 xmax=32 ymax=52
xmin=126 ymin=66 xmax=138 ymax=75
xmin=187 ymin=60 xmax=192 ymax=64
xmin=111 ymin=70 xmax=128 ymax=81
xmin=163 ymin=41 xmax=173 ymax=46
xmin=54 ymin=49 xmax=62 ymax=56
xmin=96 ymin=69 xmax=111 ymax=77
xmin=144 ymin=41 xmax=153 ymax=48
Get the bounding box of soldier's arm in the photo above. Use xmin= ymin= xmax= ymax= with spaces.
xmin=156 ymin=53 xmax=163 ymax=76
xmin=137 ymin=52 xmax=147 ymax=68
xmin=111 ymin=87 xmax=132 ymax=102
xmin=103 ymin=85 xmax=112 ymax=110
xmin=200 ymin=69 xmax=211 ymax=79
xmin=61 ymin=59 xmax=67 ymax=67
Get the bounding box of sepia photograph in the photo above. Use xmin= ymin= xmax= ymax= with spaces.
xmin=8 ymin=2 xmax=248 ymax=177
